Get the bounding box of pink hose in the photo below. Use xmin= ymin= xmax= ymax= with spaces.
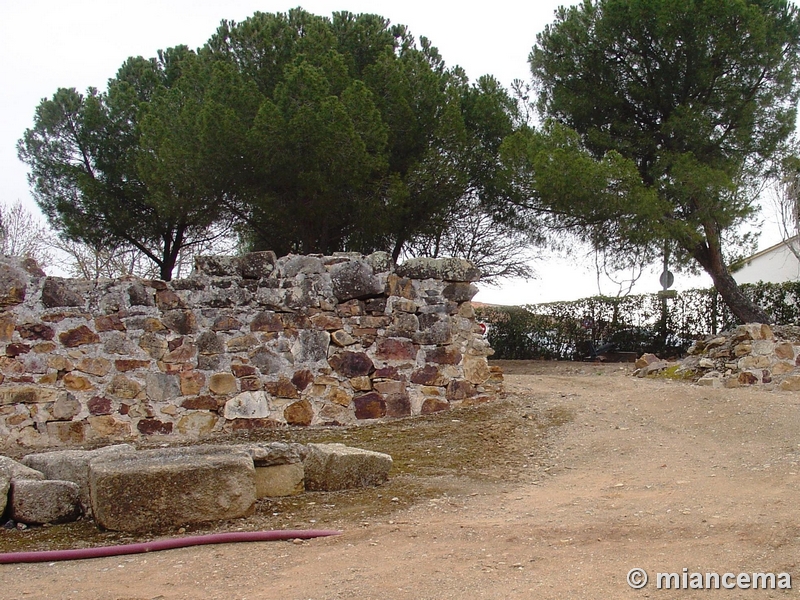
xmin=0 ymin=529 xmax=341 ymax=564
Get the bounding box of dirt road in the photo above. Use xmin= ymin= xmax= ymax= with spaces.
xmin=3 ymin=361 xmax=800 ymax=599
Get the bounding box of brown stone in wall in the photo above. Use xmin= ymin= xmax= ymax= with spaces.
xmin=77 ymin=357 xmax=112 ymax=377
xmin=48 ymin=355 xmax=74 ymax=371
xmin=227 ymin=334 xmax=259 ymax=352
xmin=284 ymin=399 xmax=313 ymax=426
xmin=446 ymin=380 xmax=476 ymax=401
xmin=350 ymin=376 xmax=371 ymax=391
xmin=63 ymin=373 xmax=93 ymax=391
xmin=162 ymin=310 xmax=197 ymax=335
xmin=212 ymin=315 xmax=242 ymax=331
xmin=115 ymin=359 xmax=151 ymax=372
xmin=155 ymin=289 xmax=184 ymax=310
xmin=327 ymin=387 xmax=352 ymax=407
xmin=139 ymin=333 xmax=168 ymax=360
xmin=6 ymin=343 xmax=30 ymax=357
xmin=33 ymin=342 xmax=57 ymax=354
xmin=94 ymin=314 xmax=126 ymax=332
xmin=266 ymin=377 xmax=300 ymax=399
xmin=106 ymin=375 xmax=143 ymax=399
xmin=386 ymin=393 xmax=411 ymax=418
xmin=46 ymin=421 xmax=85 ymax=444
xmin=421 ymin=398 xmax=450 ymax=414
xmin=310 ymin=313 xmax=343 ymax=331
xmin=374 ymin=365 xmax=400 ymax=379
xmin=88 ymin=415 xmax=131 ymax=438
xmin=141 ymin=318 xmax=167 ymax=332
xmin=209 ymin=373 xmax=237 ymax=395
xmin=0 ymin=313 xmax=15 ymax=341
xmin=251 ymin=311 xmax=284 ymax=333
xmin=281 ymin=313 xmax=313 ymax=331
xmin=375 ymin=338 xmax=417 ymax=361
xmin=137 ymin=419 xmax=173 ymax=435
xmin=59 ymin=325 xmax=100 ymax=348
xmin=411 ymin=365 xmax=447 ymax=386
xmin=426 ymin=346 xmax=462 ymax=365
xmin=335 ymin=300 xmax=364 ymax=317
xmin=387 ymin=313 xmax=419 ymax=339
xmin=52 ymin=393 xmax=81 ymax=420
xmin=162 ymin=343 xmax=197 ymax=363
xmin=386 ymin=274 xmax=417 ymax=300
xmin=16 ymin=323 xmax=55 ymax=340
xmin=738 ymin=371 xmax=759 ymax=385
xmin=330 ymin=330 xmax=355 ymax=347
xmin=291 ymin=369 xmax=314 ymax=391
xmin=88 ymin=396 xmax=113 ymax=415
xmin=239 ymin=377 xmax=262 ymax=391
xmin=775 ymin=342 xmax=795 ymax=360
xmin=197 ymin=332 xmax=224 ymax=355
xmin=180 ymin=370 xmax=205 ymax=395
xmin=40 ymin=278 xmax=81 ymax=308
xmin=231 ymin=418 xmax=283 ymax=431
xmin=354 ymin=392 xmax=386 ymax=419
xmin=329 ymin=351 xmax=374 ymax=378
xmin=180 ymin=395 xmax=223 ymax=410
xmin=231 ymin=364 xmax=257 ymax=378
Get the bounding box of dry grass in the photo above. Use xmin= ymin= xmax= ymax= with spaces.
xmin=0 ymin=388 xmax=569 ymax=553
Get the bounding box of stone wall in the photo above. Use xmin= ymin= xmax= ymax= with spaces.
xmin=0 ymin=252 xmax=499 ymax=450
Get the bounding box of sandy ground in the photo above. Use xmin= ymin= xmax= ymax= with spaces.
xmin=3 ymin=361 xmax=800 ymax=599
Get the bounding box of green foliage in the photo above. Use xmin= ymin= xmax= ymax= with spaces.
xmin=19 ymin=8 xmax=524 ymax=275
xmin=18 ymin=48 xmax=252 ymax=280
xmin=479 ymin=281 xmax=800 ymax=360
xmin=519 ymin=0 xmax=800 ymax=324
xmin=205 ymin=8 xmax=521 ymax=259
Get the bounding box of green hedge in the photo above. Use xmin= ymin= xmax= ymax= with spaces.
xmin=477 ymin=281 xmax=800 ymax=360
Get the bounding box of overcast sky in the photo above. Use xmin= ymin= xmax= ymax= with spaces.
xmin=0 ymin=0 xmax=738 ymax=302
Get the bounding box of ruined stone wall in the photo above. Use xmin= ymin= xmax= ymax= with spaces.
xmin=0 ymin=252 xmax=499 ymax=450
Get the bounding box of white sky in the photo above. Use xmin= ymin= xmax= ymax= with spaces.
xmin=2 ymin=0 xmax=784 ymax=304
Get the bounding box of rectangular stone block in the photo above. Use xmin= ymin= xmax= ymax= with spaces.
xmin=304 ymin=443 xmax=392 ymax=491
xmin=254 ymin=463 xmax=304 ymax=497
xmin=89 ymin=446 xmax=256 ymax=532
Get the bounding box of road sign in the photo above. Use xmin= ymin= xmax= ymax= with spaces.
xmin=659 ymin=270 xmax=674 ymax=289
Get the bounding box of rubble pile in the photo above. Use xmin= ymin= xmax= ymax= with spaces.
xmin=636 ymin=323 xmax=800 ymax=390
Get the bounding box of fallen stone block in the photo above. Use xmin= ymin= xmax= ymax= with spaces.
xmin=0 ymin=455 xmax=45 ymax=481
xmin=10 ymin=479 xmax=81 ymax=524
xmin=304 ymin=443 xmax=392 ymax=491
xmin=255 ymin=463 xmax=304 ymax=498
xmin=21 ymin=444 xmax=135 ymax=513
xmin=89 ymin=446 xmax=256 ymax=532
xmin=234 ymin=441 xmax=308 ymax=467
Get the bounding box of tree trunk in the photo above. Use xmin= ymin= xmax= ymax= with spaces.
xmin=691 ymin=228 xmax=771 ymax=324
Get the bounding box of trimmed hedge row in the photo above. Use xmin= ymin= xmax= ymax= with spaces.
xmin=477 ymin=281 xmax=800 ymax=360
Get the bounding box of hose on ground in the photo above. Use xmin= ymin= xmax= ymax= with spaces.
xmin=0 ymin=529 xmax=342 ymax=564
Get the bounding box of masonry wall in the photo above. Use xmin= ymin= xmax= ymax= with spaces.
xmin=0 ymin=252 xmax=499 ymax=450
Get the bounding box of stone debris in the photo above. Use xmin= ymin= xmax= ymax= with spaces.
xmin=9 ymin=479 xmax=81 ymax=525
xmin=2 ymin=440 xmax=392 ymax=530
xmin=21 ymin=444 xmax=136 ymax=514
xmin=304 ymin=442 xmax=393 ymax=491
xmin=0 ymin=252 xmax=499 ymax=450
xmin=89 ymin=446 xmax=257 ymax=533
xmin=633 ymin=323 xmax=800 ymax=389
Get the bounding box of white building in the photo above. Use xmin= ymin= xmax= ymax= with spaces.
xmin=731 ymin=237 xmax=800 ymax=285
